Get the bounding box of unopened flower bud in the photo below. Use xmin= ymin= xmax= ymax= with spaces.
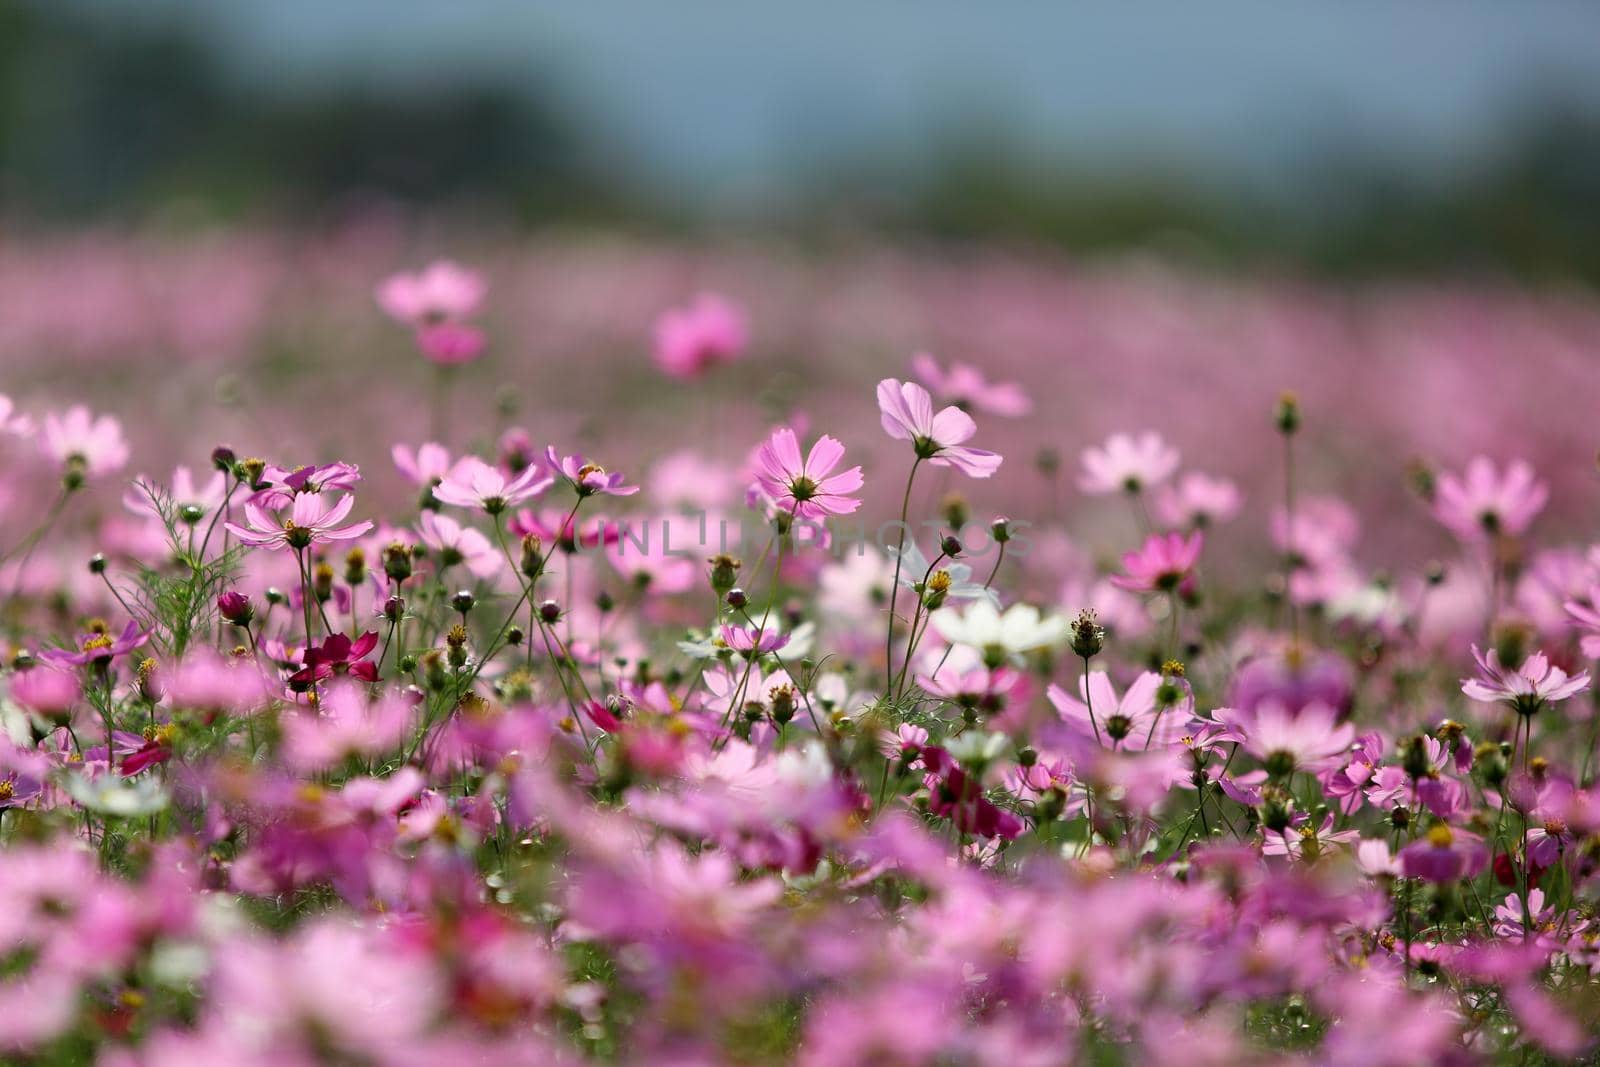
xmin=238 ymin=457 xmax=268 ymax=489
xmin=769 ymin=684 xmax=797 ymax=725
xmin=217 ymin=591 xmax=254 ymax=626
xmin=211 ymin=446 xmax=237 ymax=473
xmin=1407 ymin=459 xmax=1437 ymax=504
xmin=87 ymin=554 xmax=107 ymax=575
xmin=941 ymin=493 xmax=968 ymax=529
xmin=708 ymin=554 xmax=740 ymax=594
xmin=538 ymin=599 xmax=561 ymax=625
xmin=1275 ymin=392 xmax=1301 ymax=435
xmin=382 ymin=542 xmax=413 ymax=583
xmin=343 ymin=547 xmax=367 ymax=586
xmin=383 ymin=595 xmax=405 ymax=621
xmin=312 ymin=562 xmax=334 ymax=602
xmin=940 ymin=534 xmax=962 ymax=559
xmin=137 ymin=658 xmax=163 ymax=703
xmin=450 ymin=590 xmax=476 ymax=615
xmin=726 ymin=587 xmax=748 ymax=611
xmin=506 ymin=625 xmax=525 ymax=647
xmin=520 ymin=534 xmax=544 ymax=578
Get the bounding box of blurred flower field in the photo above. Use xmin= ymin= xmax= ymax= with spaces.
xmin=2 ymin=226 xmax=1600 ymax=1064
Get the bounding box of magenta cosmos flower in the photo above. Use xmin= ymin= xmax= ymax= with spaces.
xmin=545 ymin=448 xmax=639 ymax=498
xmin=39 ymin=619 xmax=148 ymax=670
xmin=1433 ymin=456 xmax=1547 ymax=541
xmin=1461 ymin=644 xmax=1589 ymax=716
xmin=289 ymin=632 xmax=381 ymax=688
xmin=375 ymin=260 xmax=485 ymax=324
xmin=1400 ymin=823 xmax=1489 ymax=882
xmin=433 ymin=456 xmax=553 ymax=514
xmin=39 ymin=405 xmax=129 ymax=482
xmin=653 ymin=293 xmax=748 ymax=379
xmin=1111 ymin=530 xmax=1203 ymax=593
xmin=226 ymin=493 xmax=373 ymax=552
xmin=416 ymin=321 xmax=486 ymax=366
xmin=752 ymin=427 xmax=864 ymax=521
xmin=876 ymin=378 xmax=1003 ymax=478
xmin=1078 ymin=430 xmax=1179 ymax=495
xmin=909 ymin=352 xmax=1031 ymax=417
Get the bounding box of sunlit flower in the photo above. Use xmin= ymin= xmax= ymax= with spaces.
xmin=545 ymin=448 xmax=639 ymax=498
xmin=1461 ymin=644 xmax=1589 ymax=715
xmin=932 ymin=600 xmax=1068 ymax=665
xmin=226 ymin=493 xmax=373 ymax=551
xmin=751 ymin=427 xmax=863 ymax=521
xmin=876 ymin=378 xmax=1002 ymax=478
xmin=433 ymin=457 xmax=553 ymax=513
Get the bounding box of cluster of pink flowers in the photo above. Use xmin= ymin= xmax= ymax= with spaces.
xmin=0 ymin=261 xmax=1599 ymax=1066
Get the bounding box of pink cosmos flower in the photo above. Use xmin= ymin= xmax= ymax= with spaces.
xmin=432 ymin=457 xmax=553 ymax=514
xmin=281 ymin=682 xmax=413 ymax=772
xmin=416 ymin=321 xmax=486 ymax=366
xmin=375 ymin=260 xmax=485 ymax=324
xmin=1048 ymin=670 xmax=1191 ymax=750
xmin=1154 ymin=471 xmax=1242 ymax=528
xmin=1433 ymin=457 xmax=1547 ymax=541
xmin=124 ymin=466 xmax=227 ymax=521
xmin=910 ymin=352 xmax=1031 ymax=416
xmin=1078 ymin=431 xmax=1179 ymax=495
xmin=418 ymin=511 xmax=500 ymax=578
xmin=8 ymin=667 xmax=80 ymax=722
xmin=163 ymin=649 xmax=273 ymax=717
xmin=720 ymin=623 xmax=790 ymax=655
xmin=0 ymin=395 xmax=32 ymax=436
xmin=247 ymin=462 xmax=363 ymax=509
xmin=391 ymin=442 xmax=453 ymax=490
xmin=545 ymin=448 xmax=639 ymax=498
xmin=1460 ymin=644 xmax=1589 ymax=715
xmin=752 ymin=427 xmax=863 ymax=521
xmin=1232 ymin=700 xmax=1356 ymax=776
xmin=1111 ymin=530 xmax=1204 ymax=593
xmin=39 ymin=405 xmax=129 ymax=480
xmin=652 ymin=293 xmax=747 ymax=378
xmin=876 ymin=378 xmax=1003 ymax=478
xmin=225 ymin=493 xmax=373 ymax=552
xmin=1563 ymin=587 xmax=1600 ymax=660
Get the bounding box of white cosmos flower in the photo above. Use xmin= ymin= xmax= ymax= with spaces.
xmin=932 ymin=601 xmax=1069 ymax=663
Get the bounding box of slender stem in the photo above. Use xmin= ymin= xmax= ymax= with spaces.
xmin=883 ymin=457 xmax=923 ymax=695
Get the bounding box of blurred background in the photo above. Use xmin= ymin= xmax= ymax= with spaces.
xmin=4 ymin=1 xmax=1600 ymax=555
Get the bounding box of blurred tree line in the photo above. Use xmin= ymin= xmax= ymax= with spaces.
xmin=2 ymin=3 xmax=1599 ymax=285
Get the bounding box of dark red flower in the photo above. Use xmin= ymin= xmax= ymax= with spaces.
xmin=289 ymin=631 xmax=380 ymax=689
